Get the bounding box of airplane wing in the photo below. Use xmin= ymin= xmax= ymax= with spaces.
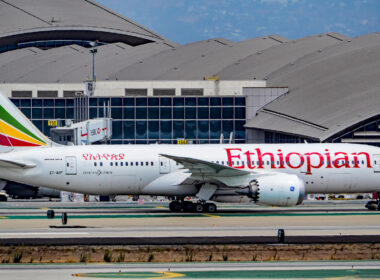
xmin=160 ymin=153 xmax=269 ymax=187
xmin=0 ymin=158 xmax=36 ymax=169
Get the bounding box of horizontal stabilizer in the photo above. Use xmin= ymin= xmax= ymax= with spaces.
xmin=0 ymin=158 xmax=36 ymax=169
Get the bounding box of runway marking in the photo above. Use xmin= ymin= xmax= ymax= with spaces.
xmin=203 ymin=214 xmax=220 ymax=218
xmin=71 ymin=269 xmax=380 ymax=279
xmin=1 ymin=211 xmax=380 ymax=220
xmin=155 ymin=206 xmax=166 ymax=209
xmin=0 ymin=216 xmax=8 ymax=219
xmin=73 ymin=271 xmax=185 ymax=279
xmin=0 ymin=232 xmax=88 ymax=236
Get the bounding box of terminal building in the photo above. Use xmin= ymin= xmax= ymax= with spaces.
xmin=0 ymin=0 xmax=379 ymax=145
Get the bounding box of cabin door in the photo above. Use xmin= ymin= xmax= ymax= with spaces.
xmin=65 ymin=156 xmax=77 ymax=175
xmin=159 ymin=157 xmax=170 ymax=174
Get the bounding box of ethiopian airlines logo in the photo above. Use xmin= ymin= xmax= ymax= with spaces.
xmin=225 ymin=148 xmax=372 ymax=174
xmin=0 ymin=105 xmax=46 ymax=147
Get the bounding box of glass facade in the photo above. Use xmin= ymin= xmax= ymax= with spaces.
xmin=11 ymin=96 xmax=246 ymax=144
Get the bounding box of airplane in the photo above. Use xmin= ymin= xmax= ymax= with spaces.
xmin=0 ymin=91 xmax=380 ymax=212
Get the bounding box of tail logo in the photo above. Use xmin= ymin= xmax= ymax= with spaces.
xmin=0 ymin=105 xmax=46 ymax=147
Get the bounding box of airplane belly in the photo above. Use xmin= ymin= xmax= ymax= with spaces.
xmin=111 ymin=175 xmax=138 ymax=194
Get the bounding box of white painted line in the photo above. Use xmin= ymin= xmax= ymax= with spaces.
xmin=0 ymin=232 xmax=89 ymax=235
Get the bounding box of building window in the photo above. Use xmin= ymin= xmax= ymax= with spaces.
xmin=153 ymin=89 xmax=175 ymax=96
xmin=125 ymin=88 xmax=147 ymax=96
xmin=181 ymin=88 xmax=204 ymax=96
xmin=12 ymin=91 xmax=32 ymax=97
xmin=37 ymin=91 xmax=58 ymax=98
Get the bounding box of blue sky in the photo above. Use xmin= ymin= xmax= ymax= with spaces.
xmin=97 ymin=0 xmax=379 ymax=44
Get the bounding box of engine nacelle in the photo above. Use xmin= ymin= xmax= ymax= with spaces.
xmin=242 ymin=174 xmax=305 ymax=206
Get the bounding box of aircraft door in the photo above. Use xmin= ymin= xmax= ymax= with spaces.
xmin=65 ymin=156 xmax=77 ymax=175
xmin=159 ymin=157 xmax=170 ymax=174
xmin=372 ymin=154 xmax=380 ymax=172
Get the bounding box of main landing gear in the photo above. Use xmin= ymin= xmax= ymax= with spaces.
xmin=169 ymin=200 xmax=217 ymax=213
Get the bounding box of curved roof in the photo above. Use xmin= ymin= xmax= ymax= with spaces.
xmin=246 ymin=33 xmax=380 ymax=142
xmin=218 ymin=33 xmax=348 ymax=80
xmin=0 ymin=0 xmax=175 ymax=46
xmin=0 ymin=42 xmax=174 ymax=83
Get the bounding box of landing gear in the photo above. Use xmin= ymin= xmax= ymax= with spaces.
xmin=169 ymin=200 xmax=217 ymax=213
xmin=365 ymin=193 xmax=380 ymax=210
xmin=169 ymin=201 xmax=182 ymax=212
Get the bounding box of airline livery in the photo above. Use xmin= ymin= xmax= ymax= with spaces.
xmin=0 ymin=92 xmax=380 ymax=212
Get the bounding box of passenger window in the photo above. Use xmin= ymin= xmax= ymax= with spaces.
xmin=94 ymin=162 xmax=97 ymax=167
xmin=141 ymin=162 xmax=143 ymax=166
xmin=131 ymin=162 xmax=133 ymax=166
xmin=136 ymin=162 xmax=139 ymax=166
xmin=161 ymin=162 xmax=163 ymax=166
xmin=100 ymin=162 xmax=103 ymax=167
xmin=125 ymin=162 xmax=128 ymax=166
xmin=120 ymin=162 xmax=123 ymax=166
xmin=151 ymin=162 xmax=154 ymax=166
xmin=146 ymin=162 xmax=148 ymax=166
xmin=110 ymin=162 xmax=113 ymax=166
xmin=115 ymin=162 xmax=118 ymax=166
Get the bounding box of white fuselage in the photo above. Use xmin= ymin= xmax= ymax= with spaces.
xmin=1 ymin=143 xmax=380 ymax=196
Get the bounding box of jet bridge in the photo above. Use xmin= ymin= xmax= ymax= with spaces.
xmin=50 ymin=118 xmax=112 ymax=145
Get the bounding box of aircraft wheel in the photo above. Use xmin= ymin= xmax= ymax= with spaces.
xmin=195 ymin=203 xmax=204 ymax=213
xmin=182 ymin=201 xmax=194 ymax=212
xmin=205 ymin=203 xmax=217 ymax=213
xmin=170 ymin=201 xmax=183 ymax=212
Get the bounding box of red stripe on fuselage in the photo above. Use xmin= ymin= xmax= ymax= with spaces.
xmin=0 ymin=134 xmax=41 ymax=147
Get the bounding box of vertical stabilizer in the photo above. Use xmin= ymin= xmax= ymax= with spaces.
xmin=0 ymin=92 xmax=52 ymax=152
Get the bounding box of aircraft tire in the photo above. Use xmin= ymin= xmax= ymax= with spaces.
xmin=170 ymin=201 xmax=183 ymax=212
xmin=169 ymin=201 xmax=175 ymax=211
xmin=182 ymin=201 xmax=194 ymax=212
xmin=205 ymin=203 xmax=217 ymax=213
xmin=195 ymin=203 xmax=204 ymax=212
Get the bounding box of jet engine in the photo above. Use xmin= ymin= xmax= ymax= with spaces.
xmin=239 ymin=174 xmax=305 ymax=206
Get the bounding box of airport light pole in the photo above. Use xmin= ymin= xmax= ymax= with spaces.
xmin=89 ymin=40 xmax=98 ymax=85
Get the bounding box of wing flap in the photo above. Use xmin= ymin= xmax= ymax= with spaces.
xmin=160 ymin=153 xmax=251 ymax=177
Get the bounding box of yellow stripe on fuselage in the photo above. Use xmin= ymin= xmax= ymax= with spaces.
xmin=0 ymin=120 xmax=46 ymax=146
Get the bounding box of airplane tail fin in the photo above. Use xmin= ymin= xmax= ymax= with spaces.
xmin=0 ymin=91 xmax=52 ymax=152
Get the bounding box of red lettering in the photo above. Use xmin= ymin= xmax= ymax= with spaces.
xmin=304 ymin=152 xmax=324 ymax=174
xmin=256 ymin=148 xmax=275 ymax=169
xmin=352 ymin=152 xmax=372 ymax=168
xmin=225 ymin=148 xmax=244 ymax=169
xmin=277 ymin=149 xmax=285 ymax=169
xmin=244 ymin=151 xmax=255 ymax=169
xmin=324 ymin=149 xmax=333 ymax=168
xmin=119 ymin=153 xmax=125 ymax=160
xmin=82 ymin=154 xmax=88 ymax=160
xmin=334 ymin=152 xmax=349 ymax=168
xmin=103 ymin=153 xmax=110 ymax=160
xmin=111 ymin=154 xmax=118 ymax=160
xmin=285 ymin=152 xmax=304 ymax=169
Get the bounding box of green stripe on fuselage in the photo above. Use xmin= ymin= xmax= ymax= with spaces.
xmin=0 ymin=106 xmax=46 ymax=144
